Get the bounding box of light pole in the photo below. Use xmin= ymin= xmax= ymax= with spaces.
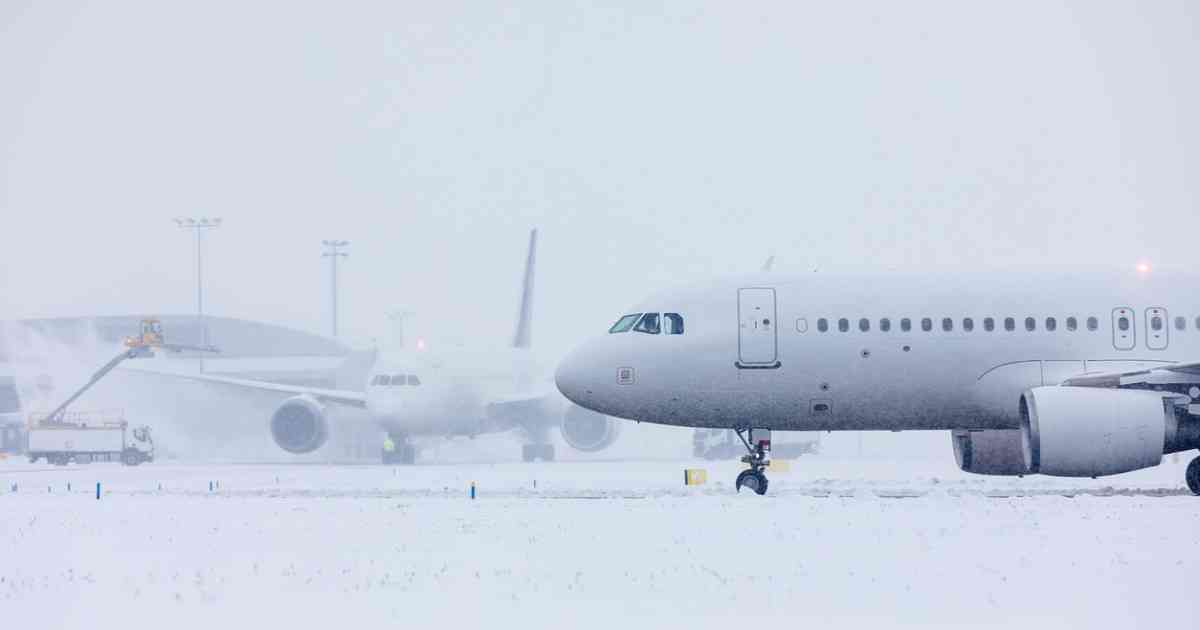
xmin=174 ymin=217 xmax=221 ymax=347
xmin=387 ymin=310 xmax=415 ymax=348
xmin=322 ymin=240 xmax=349 ymax=339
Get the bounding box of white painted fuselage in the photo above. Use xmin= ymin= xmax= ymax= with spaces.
xmin=555 ymin=269 xmax=1200 ymax=432
xmin=364 ymin=345 xmax=546 ymax=438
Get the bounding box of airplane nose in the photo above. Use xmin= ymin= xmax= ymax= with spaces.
xmin=555 ymin=347 xmax=592 ymax=407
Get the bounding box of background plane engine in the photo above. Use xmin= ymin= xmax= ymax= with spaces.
xmin=560 ymin=403 xmax=621 ymax=452
xmin=270 ymin=395 xmax=330 ymax=454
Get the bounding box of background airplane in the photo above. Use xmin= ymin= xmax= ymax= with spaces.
xmin=129 ymin=229 xmax=622 ymax=463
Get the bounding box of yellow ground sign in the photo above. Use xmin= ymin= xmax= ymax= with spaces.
xmin=767 ymin=460 xmax=791 ymax=472
xmin=684 ymin=469 xmax=707 ymax=485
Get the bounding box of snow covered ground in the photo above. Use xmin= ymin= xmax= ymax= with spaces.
xmin=2 ymin=455 xmax=1197 ymax=629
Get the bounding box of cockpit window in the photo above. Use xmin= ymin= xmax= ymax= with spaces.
xmin=664 ymin=313 xmax=684 ymax=335
xmin=373 ymin=375 xmax=390 ymax=386
xmin=407 ymin=375 xmax=420 ymax=386
xmin=634 ymin=313 xmax=661 ymax=334
xmin=609 ymin=314 xmax=642 ymax=334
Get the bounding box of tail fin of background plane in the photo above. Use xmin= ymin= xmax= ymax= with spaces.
xmin=512 ymin=229 xmax=537 ymax=349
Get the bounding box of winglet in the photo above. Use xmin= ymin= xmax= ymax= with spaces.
xmin=512 ymin=229 xmax=537 ymax=348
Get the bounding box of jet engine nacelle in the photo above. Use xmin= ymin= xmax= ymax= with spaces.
xmin=560 ymin=403 xmax=621 ymax=452
xmin=270 ymin=395 xmax=330 ymax=454
xmin=951 ymin=429 xmax=1027 ymax=476
xmin=1019 ymin=386 xmax=1171 ymax=477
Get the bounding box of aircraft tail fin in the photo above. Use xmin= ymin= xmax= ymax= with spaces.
xmin=512 ymin=229 xmax=537 ymax=349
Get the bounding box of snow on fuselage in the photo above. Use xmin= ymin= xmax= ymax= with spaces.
xmin=556 ymin=268 xmax=1200 ymax=431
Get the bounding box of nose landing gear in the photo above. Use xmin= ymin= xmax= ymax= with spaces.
xmin=1186 ymin=456 xmax=1200 ymax=496
xmin=733 ymin=427 xmax=770 ymax=495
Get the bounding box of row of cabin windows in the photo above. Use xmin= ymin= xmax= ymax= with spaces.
xmin=370 ymin=374 xmax=422 ymax=386
xmin=608 ymin=312 xmax=685 ymax=335
xmin=811 ymin=316 xmax=1104 ymax=334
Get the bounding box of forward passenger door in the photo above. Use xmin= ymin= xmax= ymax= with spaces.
xmin=737 ymin=288 xmax=778 ymax=366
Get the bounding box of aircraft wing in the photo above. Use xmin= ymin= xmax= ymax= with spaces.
xmin=1061 ymin=361 xmax=1200 ymax=416
xmin=484 ymin=391 xmax=558 ymax=430
xmin=1061 ymin=361 xmax=1200 ymax=388
xmin=123 ymin=365 xmax=368 ymax=409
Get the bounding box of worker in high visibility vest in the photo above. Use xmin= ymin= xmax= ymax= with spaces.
xmin=382 ymin=435 xmax=397 ymax=464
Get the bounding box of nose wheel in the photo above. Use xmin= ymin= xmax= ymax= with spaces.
xmin=735 ymin=468 xmax=769 ymax=495
xmin=1186 ymin=456 xmax=1200 ymax=496
xmin=733 ymin=427 xmax=770 ymax=495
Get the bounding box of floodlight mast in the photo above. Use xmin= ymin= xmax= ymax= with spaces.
xmin=174 ymin=217 xmax=222 ymax=348
xmin=322 ymin=240 xmax=349 ymax=338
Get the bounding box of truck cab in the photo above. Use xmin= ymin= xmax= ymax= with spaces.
xmin=0 ymin=376 xmax=24 ymax=454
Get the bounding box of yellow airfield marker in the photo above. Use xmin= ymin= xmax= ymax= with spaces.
xmin=684 ymin=469 xmax=708 ymax=485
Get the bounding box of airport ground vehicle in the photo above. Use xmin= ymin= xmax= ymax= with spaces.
xmin=27 ymin=413 xmax=154 ymax=465
xmin=693 ymin=428 xmax=820 ymax=460
xmin=1 ymin=421 xmax=24 ymax=455
xmin=11 ymin=318 xmax=204 ymax=465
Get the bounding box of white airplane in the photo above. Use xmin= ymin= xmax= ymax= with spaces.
xmin=134 ymin=230 xmax=621 ymax=463
xmin=554 ymin=268 xmax=1200 ymax=495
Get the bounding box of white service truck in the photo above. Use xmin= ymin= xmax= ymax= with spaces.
xmin=27 ymin=414 xmax=154 ymax=466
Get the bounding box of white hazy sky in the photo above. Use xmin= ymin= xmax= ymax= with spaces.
xmin=2 ymin=1 xmax=1198 ymax=359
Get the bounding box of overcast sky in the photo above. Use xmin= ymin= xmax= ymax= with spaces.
xmin=2 ymin=1 xmax=1197 ymax=359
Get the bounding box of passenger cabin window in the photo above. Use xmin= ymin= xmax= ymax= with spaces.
xmin=983 ymin=317 xmax=995 ymax=332
xmin=796 ymin=318 xmax=808 ymax=333
xmin=1004 ymin=317 xmax=1015 ymax=332
xmin=1025 ymin=317 xmax=1036 ymax=332
xmin=664 ymin=313 xmax=685 ymax=335
xmin=634 ymin=313 xmax=661 ymax=334
xmin=609 ymin=314 xmax=641 ymax=334
xmin=900 ymin=318 xmax=912 ymax=332
xmin=1151 ymin=315 xmax=1164 ymax=332
xmin=1066 ymin=317 xmax=1077 ymax=331
xmin=1118 ymin=316 xmax=1130 ymax=331
xmin=859 ymin=318 xmax=870 ymax=332
xmin=880 ymin=318 xmax=891 ymax=332
xmin=838 ymin=318 xmax=849 ymax=332
xmin=1195 ymin=316 xmax=1200 ymax=331
xmin=1175 ymin=316 xmax=1186 ymax=331
xmin=407 ymin=375 xmax=420 ymax=386
xmin=921 ymin=318 xmax=932 ymax=332
xmin=1046 ymin=317 xmax=1057 ymax=332
xmin=818 ymin=318 xmax=829 ymax=332
xmin=1087 ymin=316 xmax=1099 ymax=331
xmin=963 ymin=318 xmax=974 ymax=332
xmin=942 ymin=318 xmax=953 ymax=332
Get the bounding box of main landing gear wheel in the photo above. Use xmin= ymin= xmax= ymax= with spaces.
xmin=732 ymin=427 xmax=770 ymax=496
xmin=1186 ymin=456 xmax=1200 ymax=496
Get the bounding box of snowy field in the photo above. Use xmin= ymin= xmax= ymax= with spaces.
xmin=2 ymin=455 xmax=1198 ymax=629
